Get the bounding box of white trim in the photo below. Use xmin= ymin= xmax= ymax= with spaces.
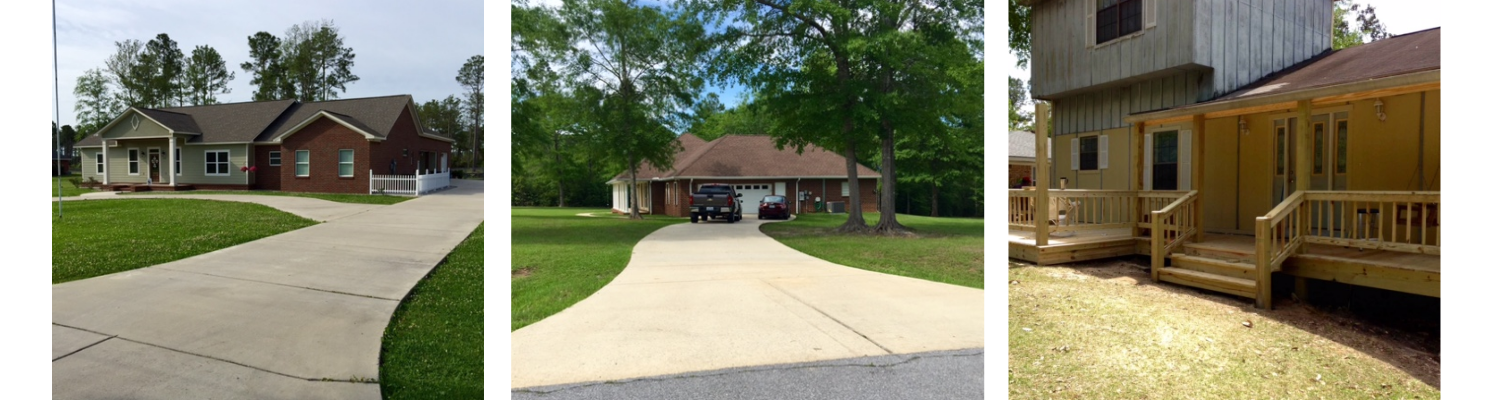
xmin=269 ymin=151 xmax=282 ymax=166
xmin=127 ymin=148 xmax=140 ymax=175
xmin=1143 ymin=133 xmax=1153 ymax=190
xmin=295 ymin=150 xmax=310 ymax=177
xmin=204 ymin=150 xmax=231 ymax=176
xmin=173 ymin=147 xmax=181 ymax=177
xmin=94 ymin=152 xmax=104 ymax=174
xmin=1099 ymin=134 xmax=1109 ymax=169
xmin=275 ymin=111 xmax=383 ymax=143
xmin=1070 ymin=138 xmax=1080 ymax=171
xmin=338 ymin=149 xmax=355 ymax=177
xmin=147 ymin=147 xmax=162 ymax=183
xmin=1179 ymin=130 xmax=1192 ymax=191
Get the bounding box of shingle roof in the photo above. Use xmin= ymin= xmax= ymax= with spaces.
xmin=1202 ymin=27 xmax=1440 ymax=106
xmin=611 ymin=134 xmax=879 ymax=182
xmin=75 ymin=95 xmax=438 ymax=147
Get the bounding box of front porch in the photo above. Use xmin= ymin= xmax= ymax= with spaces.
xmin=98 ymin=183 xmax=197 ymax=193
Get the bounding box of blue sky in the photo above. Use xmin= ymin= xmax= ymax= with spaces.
xmin=51 ymin=0 xmax=484 ymax=128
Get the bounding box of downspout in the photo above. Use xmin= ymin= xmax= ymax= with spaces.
xmin=795 ymin=177 xmax=802 ymax=215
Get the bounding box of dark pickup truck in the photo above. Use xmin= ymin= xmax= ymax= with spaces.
xmin=689 ymin=183 xmax=743 ymax=223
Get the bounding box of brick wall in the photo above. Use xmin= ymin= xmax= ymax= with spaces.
xmin=662 ymin=177 xmax=879 ymax=217
xmin=253 ymin=145 xmax=282 ymax=190
xmin=278 ymin=118 xmax=373 ymax=194
xmin=1009 ymin=164 xmax=1033 ymax=188
xmin=370 ymin=107 xmax=453 ymax=176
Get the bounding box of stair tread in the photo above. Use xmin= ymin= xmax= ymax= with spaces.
xmin=1161 ymin=267 xmax=1256 ymax=288
xmin=1170 ymin=254 xmax=1255 ymax=269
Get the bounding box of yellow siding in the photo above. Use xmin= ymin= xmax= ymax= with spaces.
xmin=1202 ymin=117 xmax=1240 ymax=232
xmin=1238 ymin=112 xmax=1276 ymax=231
xmin=1347 ymin=92 xmax=1423 ymax=191
xmin=1421 ymin=90 xmax=1440 ymax=191
xmin=1050 ymin=128 xmax=1130 ymax=190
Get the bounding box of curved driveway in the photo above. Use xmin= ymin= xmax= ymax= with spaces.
xmin=52 ymin=180 xmax=483 ymax=399
xmin=57 ymin=191 xmax=384 ymax=222
xmin=511 ymin=218 xmax=984 ymax=389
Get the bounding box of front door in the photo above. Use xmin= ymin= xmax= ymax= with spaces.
xmin=148 ymin=150 xmax=161 ymax=183
xmin=1275 ymin=113 xmax=1350 ymax=234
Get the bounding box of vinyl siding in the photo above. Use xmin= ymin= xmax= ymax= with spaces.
xmin=100 ymin=111 xmax=173 ymax=139
xmin=177 ymin=144 xmax=252 ymax=185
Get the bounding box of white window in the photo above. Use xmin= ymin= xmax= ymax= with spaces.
xmin=338 ymin=149 xmax=354 ymax=177
xmin=174 ymin=148 xmax=181 ymax=176
xmin=295 ymin=150 xmax=309 ymax=177
xmin=128 ymin=149 xmax=139 ymax=175
xmin=841 ymin=181 xmax=850 ymax=196
xmin=205 ymin=150 xmax=230 ymax=176
xmin=95 ymin=153 xmax=103 ymax=174
xmin=269 ymin=151 xmax=281 ymax=166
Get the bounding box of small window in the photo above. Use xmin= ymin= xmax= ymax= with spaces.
xmin=338 ymin=149 xmax=354 ymax=177
xmin=95 ymin=153 xmax=104 ymax=174
xmin=269 ymin=151 xmax=281 ymax=166
xmin=1336 ymin=120 xmax=1348 ymax=174
xmin=1096 ymin=0 xmax=1143 ymax=44
xmin=174 ymin=148 xmax=181 ymax=176
xmin=841 ymin=181 xmax=850 ymax=197
xmin=205 ymin=150 xmax=230 ymax=176
xmin=1313 ymin=123 xmax=1325 ymax=174
xmin=1080 ymin=136 xmax=1100 ymax=171
xmin=295 ymin=150 xmax=310 ymax=177
xmin=1276 ymin=127 xmax=1287 ymax=175
xmin=128 ymin=149 xmax=139 ymax=175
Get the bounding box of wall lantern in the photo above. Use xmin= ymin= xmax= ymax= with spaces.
xmin=1238 ymin=116 xmax=1248 ymax=135
xmin=1373 ymin=99 xmax=1387 ymax=122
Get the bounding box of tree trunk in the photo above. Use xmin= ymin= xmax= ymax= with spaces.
xmin=873 ymin=119 xmax=909 ymax=235
xmin=930 ymin=181 xmax=939 ymax=217
xmin=555 ymin=131 xmax=566 ymax=207
xmin=836 ymin=140 xmax=869 ymax=233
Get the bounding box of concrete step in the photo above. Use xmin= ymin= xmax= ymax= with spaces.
xmin=1159 ymin=267 xmax=1257 ymax=299
xmin=1169 ymin=254 xmax=1256 ymax=280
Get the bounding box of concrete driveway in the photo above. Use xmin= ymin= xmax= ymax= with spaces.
xmin=511 ymin=217 xmax=984 ymax=389
xmin=52 ymin=180 xmax=483 ymax=399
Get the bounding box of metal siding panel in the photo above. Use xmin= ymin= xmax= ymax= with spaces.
xmin=1238 ymin=0 xmax=1249 ymax=90
xmin=1213 ymin=0 xmax=1225 ymax=96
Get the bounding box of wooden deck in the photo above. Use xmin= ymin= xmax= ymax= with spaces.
xmin=1180 ymin=233 xmax=1439 ymax=298
xmin=1009 ymin=228 xmax=1142 ymax=265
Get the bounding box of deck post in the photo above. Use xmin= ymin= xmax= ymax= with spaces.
xmin=1296 ymin=99 xmax=1313 ymax=254
xmin=1132 ymin=121 xmax=1144 ymax=236
xmin=1034 ymin=102 xmax=1051 ymax=247
xmin=1255 ymin=218 xmax=1273 ymax=309
xmin=1151 ymin=211 xmax=1162 ymax=282
xmin=1192 ymin=114 xmax=1205 ymax=242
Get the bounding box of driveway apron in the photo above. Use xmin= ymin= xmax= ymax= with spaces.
xmin=511 ymin=218 xmax=984 ymax=388
xmin=52 ymin=180 xmax=483 ymax=399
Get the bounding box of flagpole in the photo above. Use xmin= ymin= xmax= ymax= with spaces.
xmin=54 ymin=0 xmax=64 ymax=219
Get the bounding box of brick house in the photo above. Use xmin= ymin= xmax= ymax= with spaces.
xmin=74 ymin=95 xmax=455 ymax=194
xmin=608 ymin=134 xmax=880 ymax=217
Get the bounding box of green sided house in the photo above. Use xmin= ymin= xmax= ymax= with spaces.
xmin=74 ymin=95 xmax=455 ymax=194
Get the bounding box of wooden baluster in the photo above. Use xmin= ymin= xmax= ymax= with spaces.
xmin=1422 ymin=201 xmax=1429 ymax=246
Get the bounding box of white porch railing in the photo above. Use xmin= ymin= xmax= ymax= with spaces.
xmin=370 ymin=169 xmax=451 ymax=196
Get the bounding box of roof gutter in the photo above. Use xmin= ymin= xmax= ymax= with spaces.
xmin=1124 ymin=69 xmax=1441 ymax=125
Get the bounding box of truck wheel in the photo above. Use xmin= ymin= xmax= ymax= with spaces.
xmin=691 ymin=213 xmax=698 ymax=223
xmin=728 ymin=214 xmax=736 ymax=223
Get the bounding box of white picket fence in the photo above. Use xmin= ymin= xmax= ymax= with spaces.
xmin=369 ymin=169 xmax=451 ymax=196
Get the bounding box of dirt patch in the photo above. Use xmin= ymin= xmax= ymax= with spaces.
xmin=512 ymin=267 xmax=534 ymax=278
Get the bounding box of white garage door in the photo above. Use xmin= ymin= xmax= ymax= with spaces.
xmin=733 ymin=183 xmax=775 ymax=214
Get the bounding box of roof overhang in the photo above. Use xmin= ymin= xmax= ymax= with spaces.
xmin=1125 ymin=69 xmax=1441 ymax=126
xmin=274 ymin=111 xmax=384 ymax=143
xmin=90 ymin=108 xmax=201 ymax=139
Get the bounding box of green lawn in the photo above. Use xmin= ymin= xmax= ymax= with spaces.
xmin=380 ymin=223 xmax=484 ymax=399
xmin=511 ymin=207 xmax=682 ymax=330
xmin=50 ymin=176 xmax=92 ymax=197
xmin=52 ymin=199 xmax=317 ymax=283
xmin=124 ymin=190 xmax=410 ymax=205
xmin=759 ymin=213 xmax=984 ymax=288
xmin=1009 ymin=261 xmax=1440 ymax=399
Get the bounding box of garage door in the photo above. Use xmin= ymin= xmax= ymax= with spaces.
xmin=733 ymin=184 xmax=775 ymax=214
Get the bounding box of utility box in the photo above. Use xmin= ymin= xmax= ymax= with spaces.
xmin=829 ymin=201 xmax=846 ymax=214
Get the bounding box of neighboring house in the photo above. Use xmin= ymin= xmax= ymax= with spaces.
xmin=1013 ymin=0 xmax=1439 ymax=309
xmin=74 ymin=95 xmax=455 ymax=194
xmin=52 ymin=149 xmax=72 ymax=176
xmin=607 ymin=134 xmax=879 ymax=217
xmin=1009 ymin=130 xmax=1050 ymax=187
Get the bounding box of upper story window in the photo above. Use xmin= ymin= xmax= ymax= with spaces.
xmin=1096 ymin=0 xmax=1143 ymax=44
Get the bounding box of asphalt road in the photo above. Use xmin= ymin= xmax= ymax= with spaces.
xmin=511 ymin=348 xmax=985 ymax=400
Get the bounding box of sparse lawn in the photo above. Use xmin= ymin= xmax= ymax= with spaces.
xmin=1008 ymin=260 xmax=1440 ymax=399
xmin=50 ymin=176 xmax=92 ymax=197
xmin=759 ymin=213 xmax=984 ymax=288
xmin=51 ymin=199 xmax=317 ymax=283
xmin=124 ymin=190 xmax=410 ymax=205
xmin=511 ymin=207 xmax=681 ymax=330
xmin=381 ymin=223 xmax=484 ymax=399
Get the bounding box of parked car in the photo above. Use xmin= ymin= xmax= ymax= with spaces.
xmin=758 ymin=195 xmax=790 ymax=220
xmin=689 ymin=183 xmax=742 ymax=223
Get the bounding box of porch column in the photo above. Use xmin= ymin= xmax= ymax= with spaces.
xmin=1192 ymin=114 xmax=1205 ymax=241
xmin=1296 ymin=100 xmax=1312 ymax=193
xmin=101 ymin=145 xmax=110 ymax=185
xmin=167 ymin=136 xmax=176 ymax=186
xmin=1131 ymin=121 xmax=1144 ymax=235
xmin=1034 ymin=102 xmax=1050 ymax=247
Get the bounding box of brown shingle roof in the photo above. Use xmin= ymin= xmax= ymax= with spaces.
xmin=257 ymin=95 xmax=416 ymax=142
xmin=75 ymin=95 xmax=428 ymax=147
xmin=1203 ymin=27 xmax=1440 ymax=105
xmin=611 ymin=134 xmax=879 ymax=182
xmin=158 ymin=99 xmax=297 ymax=143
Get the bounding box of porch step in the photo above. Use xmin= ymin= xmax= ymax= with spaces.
xmin=1169 ymin=254 xmax=1255 ymax=280
xmin=1183 ymin=242 xmax=1255 ymax=263
xmin=1159 ymin=267 xmax=1257 ymax=299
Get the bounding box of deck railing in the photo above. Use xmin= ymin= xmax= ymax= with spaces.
xmin=370 ymin=169 xmax=451 ymax=196
xmin=1048 ymin=190 xmax=1137 ymax=232
xmin=1150 ymin=190 xmax=1198 ymax=281
xmin=1254 ymin=191 xmax=1306 ymax=309
xmin=1008 ymin=189 xmax=1036 ymax=230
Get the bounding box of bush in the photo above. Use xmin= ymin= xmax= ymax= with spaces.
xmin=451 ymin=170 xmax=466 ymax=179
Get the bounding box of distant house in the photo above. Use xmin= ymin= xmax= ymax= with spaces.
xmin=1009 ymin=130 xmax=1049 ymax=187
xmin=52 ymin=149 xmax=72 ymax=176
xmin=74 ymin=95 xmax=455 ymax=194
xmin=607 ymin=134 xmax=879 ymax=217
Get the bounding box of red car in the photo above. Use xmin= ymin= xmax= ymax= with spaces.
xmin=757 ymin=195 xmax=790 ymax=220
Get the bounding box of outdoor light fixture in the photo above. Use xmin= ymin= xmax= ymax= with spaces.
xmin=1238 ymin=116 xmax=1248 ymax=135
xmin=1373 ymin=99 xmax=1387 ymax=122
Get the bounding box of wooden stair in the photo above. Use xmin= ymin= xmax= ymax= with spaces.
xmin=1161 ymin=250 xmax=1259 ymax=300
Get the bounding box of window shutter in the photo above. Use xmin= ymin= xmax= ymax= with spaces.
xmin=1099 ymin=135 xmax=1110 ymax=169
xmin=1071 ymin=138 xmax=1080 ymax=171
xmin=1179 ymin=130 xmax=1192 ymax=190
xmin=1143 ymin=133 xmax=1153 ymax=190
xmin=1143 ymin=0 xmax=1157 ymax=28
xmin=1085 ymin=12 xmax=1096 ymax=48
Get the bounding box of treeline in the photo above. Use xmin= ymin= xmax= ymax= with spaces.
xmin=512 ymin=0 xmax=984 ymax=227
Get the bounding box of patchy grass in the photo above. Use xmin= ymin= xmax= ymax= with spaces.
xmin=1008 ymin=259 xmax=1440 ymax=399
xmin=380 ymin=223 xmax=483 ymax=399
xmin=124 ymin=190 xmax=410 ymax=205
xmin=50 ymin=176 xmax=92 ymax=197
xmin=51 ymin=199 xmax=317 ymax=283
xmin=511 ymin=207 xmax=681 ymax=331
xmin=759 ymin=213 xmax=983 ymax=288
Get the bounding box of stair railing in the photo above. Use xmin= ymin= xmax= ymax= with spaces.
xmin=1254 ymin=191 xmax=1307 ymax=309
xmin=1150 ymin=190 xmax=1199 ymax=282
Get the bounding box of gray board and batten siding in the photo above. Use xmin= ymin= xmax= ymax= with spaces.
xmin=1032 ymin=0 xmax=1332 ymax=136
